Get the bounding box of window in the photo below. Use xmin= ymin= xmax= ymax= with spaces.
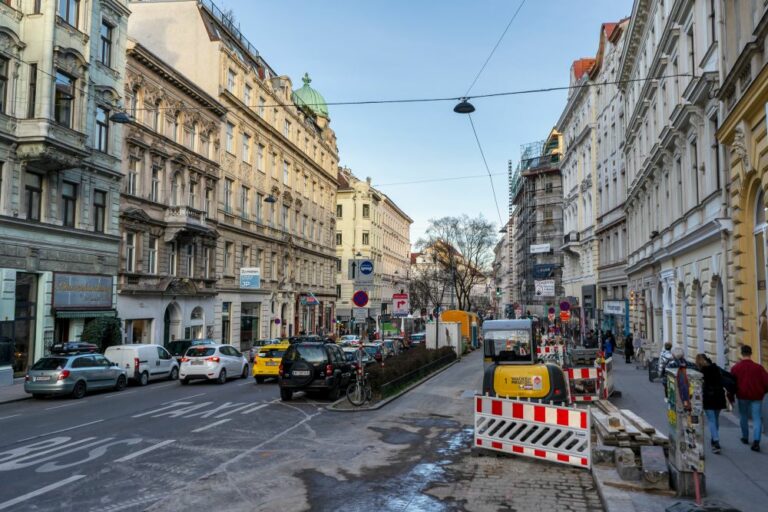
xmin=272 ymin=152 xmax=278 ymax=178
xmin=302 ymin=215 xmax=307 ymax=237
xmin=200 ymin=133 xmax=209 ymax=157
xmin=336 ymin=285 xmax=341 ymax=299
xmin=184 ymin=125 xmax=194 ymax=149
xmin=128 ymin=88 xmax=138 ymax=119
xmin=95 ymin=107 xmax=109 ymax=152
xmin=241 ymin=133 xmax=250 ymax=162
xmin=125 ymin=233 xmax=136 ymax=272
xmin=283 ymin=120 xmax=291 ymax=139
xmin=224 ymin=178 xmax=233 ymax=212
xmin=188 ymin=180 xmax=197 ymax=208
xmin=54 ymin=71 xmax=75 ymax=127
xmin=167 ymin=242 xmax=177 ymax=276
xmin=244 ymin=84 xmax=252 ymax=105
xmin=362 ymin=204 xmax=370 ymax=219
xmin=203 ymin=247 xmax=211 ymax=279
xmin=148 ymin=236 xmax=158 ymax=274
xmin=226 ymin=122 xmax=234 ymax=153
xmin=0 ymin=58 xmax=8 ymax=114
xmin=258 ymin=97 xmax=265 ymax=117
xmin=99 ymin=20 xmax=113 ymax=67
xmin=185 ymin=244 xmax=194 ymax=277
xmin=362 ymin=231 xmax=369 ymax=245
xmin=227 ymin=69 xmax=236 ymax=93
xmin=150 ymin=165 xmax=160 ymax=202
xmin=171 ymin=173 xmax=181 ymax=206
xmin=172 ymin=113 xmax=180 ymax=142
xmin=27 ymin=63 xmax=37 ymax=118
xmin=310 ymin=219 xmax=316 ymax=240
xmin=242 ymin=245 xmax=251 ymax=267
xmin=205 ymin=187 xmax=213 ymax=217
xmin=256 ymin=193 xmax=263 ymax=222
xmin=335 ymin=232 xmax=342 ymax=246
xmin=151 ymin=101 xmax=160 ymax=130
xmin=58 ymin=0 xmax=79 ymax=27
xmin=256 ymin=144 xmax=264 ymax=172
xmin=336 ymin=204 xmax=342 ymax=218
xmin=126 ymin=159 xmax=139 ymax=195
xmin=93 ymin=190 xmax=106 ymax=232
xmin=282 ymin=205 xmax=289 ymax=230
xmin=241 ymin=186 xmax=249 ymax=218
xmin=270 ymin=252 xmax=277 ymax=279
xmin=61 ymin=181 xmax=77 ymax=227
xmin=225 ymin=242 xmax=234 ymax=274
xmin=283 ymin=161 xmax=290 ymax=185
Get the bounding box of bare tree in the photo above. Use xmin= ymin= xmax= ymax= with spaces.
xmin=417 ymin=215 xmax=496 ymax=311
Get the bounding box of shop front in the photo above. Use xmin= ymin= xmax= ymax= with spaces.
xmin=0 ymin=270 xmax=45 ymax=382
xmin=602 ymin=299 xmax=629 ymax=339
xmin=52 ymin=273 xmax=117 ymax=347
xmin=117 ymin=295 xmax=215 ymax=346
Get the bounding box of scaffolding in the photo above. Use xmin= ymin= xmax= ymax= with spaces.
xmin=509 ymin=133 xmax=565 ymax=316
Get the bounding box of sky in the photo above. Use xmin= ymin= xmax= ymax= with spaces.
xmin=222 ymin=0 xmax=634 ymax=246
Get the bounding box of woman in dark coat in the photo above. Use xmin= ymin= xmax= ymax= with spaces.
xmin=696 ymin=353 xmax=727 ymax=453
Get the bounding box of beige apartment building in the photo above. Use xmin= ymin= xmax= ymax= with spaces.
xmin=128 ymin=0 xmax=339 ymax=346
xmin=335 ymin=168 xmax=411 ymax=328
xmin=0 ymin=0 xmax=130 ymax=384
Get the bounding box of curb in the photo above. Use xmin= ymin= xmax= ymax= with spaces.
xmin=0 ymin=395 xmax=31 ymax=405
xmin=326 ymin=358 xmax=460 ymax=412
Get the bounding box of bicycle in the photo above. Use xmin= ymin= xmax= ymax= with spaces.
xmin=346 ymin=369 xmax=372 ymax=406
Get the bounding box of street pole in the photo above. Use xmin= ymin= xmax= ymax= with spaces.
xmin=435 ymin=302 xmax=440 ymax=349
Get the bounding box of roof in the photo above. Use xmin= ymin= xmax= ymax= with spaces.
xmin=572 ymin=58 xmax=596 ymax=81
xmin=292 ymin=73 xmax=329 ymax=119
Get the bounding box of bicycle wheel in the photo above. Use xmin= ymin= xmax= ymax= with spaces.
xmin=365 ymin=382 xmax=372 ymax=402
xmin=347 ymin=381 xmax=366 ymax=406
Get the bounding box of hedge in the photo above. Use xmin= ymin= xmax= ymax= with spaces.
xmin=367 ymin=346 xmax=456 ymax=395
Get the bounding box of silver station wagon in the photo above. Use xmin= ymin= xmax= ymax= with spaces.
xmin=25 ymin=354 xmax=128 ymax=399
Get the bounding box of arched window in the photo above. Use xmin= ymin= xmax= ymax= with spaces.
xmin=754 ymin=190 xmax=767 ymax=366
xmin=152 ymin=100 xmax=161 ymax=130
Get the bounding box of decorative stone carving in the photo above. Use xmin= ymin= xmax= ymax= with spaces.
xmin=731 ymin=124 xmax=752 ymax=182
xmin=54 ymin=48 xmax=87 ymax=78
xmin=0 ymin=29 xmax=24 ymax=56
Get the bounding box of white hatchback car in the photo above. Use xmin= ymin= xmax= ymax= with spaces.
xmin=179 ymin=344 xmax=249 ymax=385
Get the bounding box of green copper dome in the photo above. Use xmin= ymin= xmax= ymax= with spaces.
xmin=292 ymin=73 xmax=329 ymax=119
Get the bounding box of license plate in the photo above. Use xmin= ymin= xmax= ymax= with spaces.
xmin=34 ymin=376 xmax=51 ymax=382
xmin=292 ymin=370 xmax=310 ymax=376
xmin=266 ymin=361 xmax=278 ymax=366
xmin=191 ymin=360 xmax=204 ymax=365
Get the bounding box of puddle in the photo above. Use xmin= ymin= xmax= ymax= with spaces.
xmin=297 ymin=420 xmax=473 ymax=511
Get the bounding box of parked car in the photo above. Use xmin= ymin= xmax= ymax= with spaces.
xmin=248 ymin=339 xmax=282 ymax=361
xmin=25 ymin=353 xmax=127 ymax=399
xmin=342 ymin=347 xmax=375 ymax=369
xmin=362 ymin=343 xmax=386 ymax=363
xmin=179 ymin=344 xmax=249 ymax=385
xmin=104 ymin=344 xmax=179 ymax=385
xmin=50 ymin=342 xmax=99 ymax=355
xmin=382 ymin=339 xmax=403 ymax=357
xmin=410 ymin=332 xmax=426 ymax=346
xmin=252 ymin=342 xmax=289 ymax=383
xmin=338 ymin=335 xmax=361 ymax=345
xmin=166 ymin=338 xmax=217 ymax=363
xmin=278 ymin=342 xmax=352 ymax=401
xmin=289 ymin=335 xmax=324 ymax=344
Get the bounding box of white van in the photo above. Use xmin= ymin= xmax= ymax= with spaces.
xmin=104 ymin=344 xmax=179 ymax=386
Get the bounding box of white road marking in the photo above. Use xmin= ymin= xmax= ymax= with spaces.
xmin=161 ymin=393 xmax=206 ymax=405
xmin=0 ymin=438 xmax=115 ymax=471
xmin=213 ymin=403 xmax=258 ymax=418
xmin=151 ymin=382 xmax=178 ymax=389
xmin=113 ymin=440 xmax=175 ymax=462
xmin=0 ymin=474 xmax=85 ymax=510
xmin=191 ymin=419 xmax=230 ymax=433
xmin=184 ymin=402 xmax=249 ymax=419
xmin=0 ymin=414 xmax=20 ymax=421
xmin=240 ymin=403 xmax=268 ymax=414
xmin=16 ymin=420 xmax=104 ymax=443
xmin=45 ymin=401 xmax=85 ymax=411
xmin=132 ymin=402 xmax=192 ymax=418
xmin=150 ymin=402 xmax=212 ymax=418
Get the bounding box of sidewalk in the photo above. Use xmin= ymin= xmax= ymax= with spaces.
xmin=611 ymin=356 xmax=767 ymax=511
xmin=0 ymin=379 xmax=29 ymax=405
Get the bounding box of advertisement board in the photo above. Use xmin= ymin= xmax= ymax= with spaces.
xmin=534 ymin=280 xmax=555 ymax=297
xmin=603 ymin=300 xmax=626 ymax=316
xmin=529 ymin=244 xmax=551 ymax=254
xmin=53 ymin=273 xmax=113 ymax=309
xmin=239 ymin=268 xmax=261 ymax=289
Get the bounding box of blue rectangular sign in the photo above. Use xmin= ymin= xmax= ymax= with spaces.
xmin=239 ymin=268 xmax=261 ymax=289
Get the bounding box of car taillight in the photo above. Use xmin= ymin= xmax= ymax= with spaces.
xmin=278 ymin=362 xmax=284 ymax=377
xmin=181 ymin=357 xmax=189 ymax=363
xmin=58 ymin=370 xmax=70 ymax=380
xmin=207 ymin=356 xmax=220 ymax=363
xmin=325 ymin=364 xmax=333 ymax=377
xmin=134 ymin=357 xmax=140 ymax=372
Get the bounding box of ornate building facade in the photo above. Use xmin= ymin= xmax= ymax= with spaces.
xmin=0 ymin=0 xmax=130 ymax=384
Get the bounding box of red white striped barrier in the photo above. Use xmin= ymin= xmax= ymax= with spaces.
xmin=536 ymin=345 xmax=565 ymax=366
xmin=566 ymin=367 xmax=603 ymax=402
xmin=474 ymin=395 xmax=591 ymax=469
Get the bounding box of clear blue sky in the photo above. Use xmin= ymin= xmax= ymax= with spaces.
xmin=223 ymin=0 xmax=633 ymax=245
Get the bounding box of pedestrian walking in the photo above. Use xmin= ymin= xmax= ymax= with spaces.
xmin=658 ymin=342 xmax=674 ymax=376
xmin=625 ymin=332 xmax=635 ymax=364
xmin=602 ymin=334 xmax=614 ymax=359
xmin=695 ymin=354 xmax=728 ymax=454
xmin=731 ymin=345 xmax=768 ymax=452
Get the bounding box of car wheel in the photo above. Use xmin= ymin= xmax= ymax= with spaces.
xmin=114 ymin=375 xmax=127 ymax=391
xmin=255 ymin=376 xmax=265 ymax=384
xmin=71 ymin=381 xmax=87 ymax=399
xmin=169 ymin=367 xmax=179 ymax=381
xmin=280 ymin=388 xmax=293 ymax=401
xmin=328 ymin=382 xmax=341 ymax=401
xmin=241 ymin=364 xmax=249 ymax=379
xmin=139 ymin=371 xmax=149 ymax=386
xmin=180 ymin=377 xmax=190 ymax=386
xmin=217 ymin=369 xmax=227 ymax=384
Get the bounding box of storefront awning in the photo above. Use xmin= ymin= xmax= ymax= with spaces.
xmin=55 ymin=310 xmax=117 ymax=319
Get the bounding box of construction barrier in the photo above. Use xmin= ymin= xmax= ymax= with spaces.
xmin=566 ymin=367 xmax=603 ymax=402
xmin=601 ymin=357 xmax=615 ymax=398
xmin=536 ymin=345 xmax=565 ymax=366
xmin=474 ymin=395 xmax=592 ymax=469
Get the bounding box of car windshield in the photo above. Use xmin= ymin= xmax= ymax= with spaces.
xmin=167 ymin=341 xmax=192 ymax=356
xmin=363 ymin=346 xmax=379 ymax=356
xmin=31 ymin=357 xmax=69 ymax=371
xmin=485 ymin=330 xmax=532 ymax=362
xmin=293 ymin=345 xmax=326 ymax=363
xmin=259 ymin=349 xmax=286 ymax=359
xmin=383 ymin=341 xmax=394 ymax=348
xmin=186 ymin=347 xmax=215 ymax=357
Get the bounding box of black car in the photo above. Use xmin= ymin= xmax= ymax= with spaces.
xmin=288 ymin=335 xmax=324 ymax=344
xmin=278 ymin=343 xmax=352 ymax=401
xmin=166 ymin=338 xmax=216 ymax=363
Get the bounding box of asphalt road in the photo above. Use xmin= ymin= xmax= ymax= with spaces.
xmin=0 ymin=350 xmax=601 ymax=512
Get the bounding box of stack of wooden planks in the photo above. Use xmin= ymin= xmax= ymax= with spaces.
xmin=590 ymin=400 xmax=669 ymax=449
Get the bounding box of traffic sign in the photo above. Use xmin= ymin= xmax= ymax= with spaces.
xmin=354 ymin=258 xmax=374 ymax=285
xmin=392 ymin=293 xmax=409 ymax=317
xmin=352 ymin=290 xmax=369 ymax=308
xmin=560 ymin=311 xmax=571 ymax=321
xmin=548 ymin=313 xmax=555 ymax=322
xmin=359 ymin=260 xmax=373 ymax=275
xmin=353 ymin=308 xmax=368 ymax=322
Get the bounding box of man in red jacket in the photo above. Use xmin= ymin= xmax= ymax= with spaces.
xmin=731 ymin=345 xmax=768 ymax=452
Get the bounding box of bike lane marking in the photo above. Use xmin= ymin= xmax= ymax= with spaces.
xmin=16 ymin=419 xmax=103 ymax=444
xmin=0 ymin=474 xmax=86 ymax=511
xmin=191 ymin=419 xmax=230 ymax=433
xmin=114 ymin=440 xmax=176 ymax=462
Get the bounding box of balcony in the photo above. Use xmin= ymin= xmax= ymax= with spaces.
xmin=562 ymin=231 xmax=581 ymax=253
xmin=164 ymin=206 xmax=217 ymax=242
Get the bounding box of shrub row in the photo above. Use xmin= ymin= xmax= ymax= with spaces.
xmin=367 ymin=346 xmax=457 ymax=395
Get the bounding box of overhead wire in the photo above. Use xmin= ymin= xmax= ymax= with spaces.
xmin=467 ymin=113 xmax=504 ymax=227
xmin=375 ymin=172 xmax=507 ymax=187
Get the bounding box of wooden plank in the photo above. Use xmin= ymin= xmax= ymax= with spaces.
xmin=620 ymin=409 xmax=657 ymax=434
xmin=599 ymin=399 xmax=621 ymax=415
xmin=592 ymin=409 xmax=623 ymax=436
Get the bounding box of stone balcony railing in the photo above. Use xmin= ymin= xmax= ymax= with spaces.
xmin=164 ymin=206 xmax=207 ymax=227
